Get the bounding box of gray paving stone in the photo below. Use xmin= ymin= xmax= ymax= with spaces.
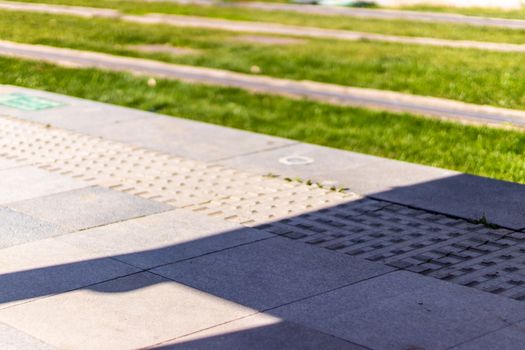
xmin=0 ymin=272 xmax=257 ymax=350
xmin=217 ymin=142 xmax=525 ymax=230
xmin=0 ymin=85 xmax=149 ymax=131
xmin=0 ymin=238 xmax=139 ymax=308
xmin=0 ymin=158 xmax=21 ymax=171
xmin=375 ymin=173 xmax=525 ymax=230
xmin=59 ymin=209 xmax=273 ymax=269
xmin=216 ymin=142 xmax=383 ymax=188
xmin=0 ymin=166 xmax=88 ymax=205
xmin=162 ymin=314 xmax=365 ymax=350
xmin=0 ymin=207 xmax=64 ymax=249
xmin=152 ymin=236 xmax=393 ymax=310
xmin=81 ymin=116 xmax=295 ymax=162
xmin=7 ymin=186 xmax=171 ymax=231
xmin=216 ymin=141 xmax=455 ymax=195
xmin=272 ymin=271 xmax=525 ymax=350
xmin=451 ymin=323 xmax=525 ymax=349
xmin=0 ymin=322 xmax=56 ymax=350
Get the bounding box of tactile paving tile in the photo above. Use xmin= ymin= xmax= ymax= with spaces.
xmin=0 ymin=116 xmax=125 ymax=164
xmin=190 ymin=185 xmax=353 ymax=225
xmin=0 ymin=115 xmax=357 ymax=223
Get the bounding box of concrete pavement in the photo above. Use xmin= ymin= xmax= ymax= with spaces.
xmin=1 ymin=86 xmax=525 ymax=349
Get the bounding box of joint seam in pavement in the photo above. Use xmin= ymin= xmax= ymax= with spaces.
xmin=210 ymin=141 xmax=301 ymax=163
xmin=146 ymin=258 xmax=397 ymax=347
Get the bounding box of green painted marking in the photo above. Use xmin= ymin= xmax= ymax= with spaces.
xmin=0 ymin=93 xmax=64 ymax=111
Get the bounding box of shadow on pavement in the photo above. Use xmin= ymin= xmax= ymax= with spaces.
xmin=1 ymin=173 xmax=524 ymax=348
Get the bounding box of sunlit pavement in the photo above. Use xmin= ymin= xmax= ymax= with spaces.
xmin=1 ymin=86 xmax=525 ymax=349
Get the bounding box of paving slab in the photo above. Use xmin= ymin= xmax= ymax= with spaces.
xmin=0 ymin=158 xmax=21 ymax=171
xmin=0 ymin=238 xmax=139 ymax=308
xmin=2 ymin=88 xmax=523 ymax=231
xmin=160 ymin=314 xmax=365 ymax=350
xmin=58 ymin=209 xmax=273 ymax=269
xmin=7 ymin=186 xmax=171 ymax=232
xmin=0 ymin=85 xmax=150 ymax=132
xmin=0 ymin=322 xmax=56 ymax=350
xmin=272 ymin=271 xmax=525 ymax=350
xmin=375 ymin=173 xmax=525 ymax=230
xmin=0 ymin=86 xmax=284 ymax=163
xmin=0 ymin=207 xmax=64 ymax=249
xmin=216 ymin=142 xmax=456 ymax=192
xmin=0 ymin=166 xmax=88 ymax=205
xmin=152 ymin=236 xmax=394 ymax=310
xmin=0 ymin=272 xmax=258 ymax=350
xmin=0 ymin=112 xmax=355 ymax=225
xmin=1 ymin=88 xmax=525 ymax=347
xmin=451 ymin=323 xmax=525 ymax=349
xmin=217 ymin=142 xmax=525 ymax=230
xmin=79 ymin=116 xmax=295 ymax=162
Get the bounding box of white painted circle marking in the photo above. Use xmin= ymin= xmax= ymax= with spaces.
xmin=278 ymin=155 xmax=314 ymax=166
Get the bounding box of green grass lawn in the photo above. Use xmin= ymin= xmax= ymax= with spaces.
xmin=1 ymin=56 xmax=524 ymax=184
xmin=4 ymin=10 xmax=525 ymax=111
xmin=8 ymin=0 xmax=525 ymax=43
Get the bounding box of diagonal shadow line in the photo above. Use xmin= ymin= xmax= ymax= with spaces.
xmin=0 ymin=195 xmax=383 ymax=305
